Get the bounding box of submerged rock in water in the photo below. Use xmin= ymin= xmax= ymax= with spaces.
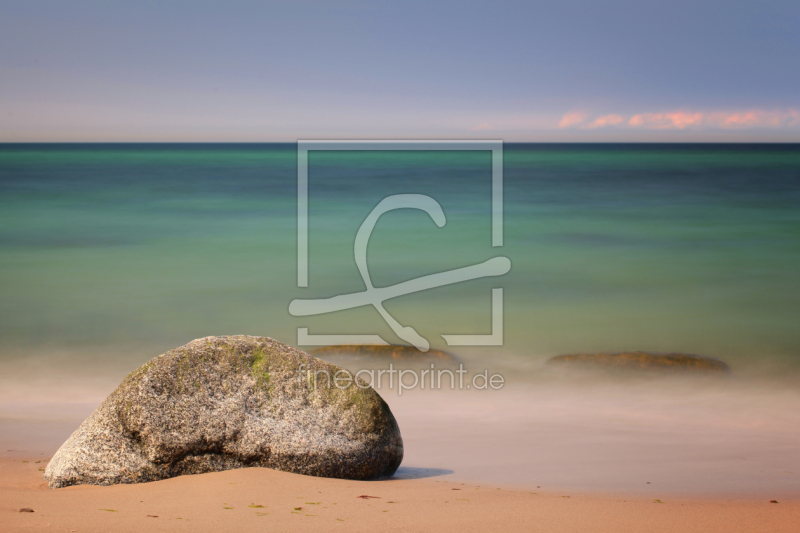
xmin=44 ymin=336 xmax=403 ymax=489
xmin=310 ymin=344 xmax=459 ymax=363
xmin=545 ymin=352 xmax=730 ymax=373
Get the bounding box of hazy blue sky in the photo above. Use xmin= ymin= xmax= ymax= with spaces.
xmin=2 ymin=0 xmax=799 ymax=141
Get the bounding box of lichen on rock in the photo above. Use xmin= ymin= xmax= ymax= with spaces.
xmin=44 ymin=335 xmax=403 ymax=489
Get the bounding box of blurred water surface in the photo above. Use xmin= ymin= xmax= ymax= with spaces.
xmin=1 ymin=143 xmax=799 ymax=386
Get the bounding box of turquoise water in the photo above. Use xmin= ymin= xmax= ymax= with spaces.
xmin=1 ymin=143 xmax=799 ymax=378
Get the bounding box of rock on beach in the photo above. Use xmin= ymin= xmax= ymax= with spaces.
xmin=44 ymin=335 xmax=403 ymax=489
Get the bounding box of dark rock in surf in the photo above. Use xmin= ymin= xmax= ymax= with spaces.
xmin=310 ymin=344 xmax=460 ymax=363
xmin=545 ymin=351 xmax=730 ymax=373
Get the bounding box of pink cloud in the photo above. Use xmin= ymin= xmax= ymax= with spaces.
xmin=558 ymin=111 xmax=587 ymax=128
xmin=721 ymin=111 xmax=762 ymax=126
xmin=473 ymin=108 xmax=799 ymax=134
xmin=583 ymin=114 xmax=625 ymax=129
xmin=470 ymin=122 xmax=495 ymax=131
xmin=627 ymin=109 xmax=800 ymax=130
xmin=707 ymin=110 xmax=800 ymax=129
xmin=628 ymin=111 xmax=705 ymax=129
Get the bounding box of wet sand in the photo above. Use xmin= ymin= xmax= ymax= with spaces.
xmin=389 ymin=382 xmax=800 ymax=496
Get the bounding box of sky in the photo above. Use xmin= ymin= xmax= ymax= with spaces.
xmin=1 ymin=0 xmax=799 ymax=142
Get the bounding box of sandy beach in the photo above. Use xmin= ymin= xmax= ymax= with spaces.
xmin=3 ymin=457 xmax=798 ymax=533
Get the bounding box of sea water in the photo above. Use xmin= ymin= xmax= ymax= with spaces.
xmin=2 ymin=143 xmax=798 ymax=373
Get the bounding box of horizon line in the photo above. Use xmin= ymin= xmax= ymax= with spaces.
xmin=2 ymin=140 xmax=800 ymax=145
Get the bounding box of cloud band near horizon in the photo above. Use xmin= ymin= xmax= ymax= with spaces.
xmin=559 ymin=109 xmax=800 ymax=130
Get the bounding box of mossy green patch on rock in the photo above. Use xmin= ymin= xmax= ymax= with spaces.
xmin=44 ymin=336 xmax=403 ymax=489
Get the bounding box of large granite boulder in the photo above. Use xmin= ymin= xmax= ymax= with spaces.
xmin=44 ymin=336 xmax=403 ymax=489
